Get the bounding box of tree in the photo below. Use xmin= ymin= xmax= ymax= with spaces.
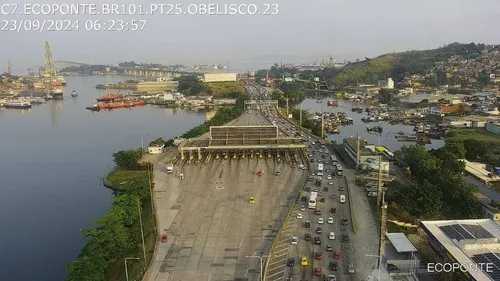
xmin=112 ymin=149 xmax=145 ymax=170
xmin=65 ymin=254 xmax=109 ymax=281
xmin=463 ymin=139 xmax=488 ymax=160
xmin=442 ymin=142 xmax=466 ymax=159
xmin=378 ymin=89 xmax=399 ymax=105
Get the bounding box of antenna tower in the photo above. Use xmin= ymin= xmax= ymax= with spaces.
xmin=44 ymin=41 xmax=57 ymax=81
xmin=8 ymin=60 xmax=12 ymax=75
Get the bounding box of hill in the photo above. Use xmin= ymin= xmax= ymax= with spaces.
xmin=330 ymin=42 xmax=489 ymax=86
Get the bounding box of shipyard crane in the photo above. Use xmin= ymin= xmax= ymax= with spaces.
xmin=44 ymin=41 xmax=60 ymax=86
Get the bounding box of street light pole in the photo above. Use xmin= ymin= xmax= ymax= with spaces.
xmin=246 ymin=253 xmax=269 ymax=281
xmin=286 ymin=98 xmax=289 ymax=118
xmin=124 ymin=257 xmax=140 ymax=281
xmin=299 ymin=104 xmax=302 ymax=126
xmin=137 ymin=198 xmax=148 ymax=267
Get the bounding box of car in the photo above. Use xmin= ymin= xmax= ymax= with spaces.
xmin=316 ymin=227 xmax=322 ymax=234
xmin=300 ymin=256 xmax=308 ymax=266
xmin=339 ymin=186 xmax=345 ymax=191
xmin=314 ymin=251 xmax=323 ymax=260
xmin=304 ymin=221 xmax=310 ymax=228
xmin=313 ymin=188 xmax=319 ymax=192
xmin=320 ymin=197 xmax=325 ymax=202
xmin=310 ymin=159 xmax=314 ymax=162
xmin=315 ymin=209 xmax=322 ymax=215
xmin=342 ymin=234 xmax=350 ymax=242
xmin=301 ymin=196 xmax=307 ymax=201
xmin=328 ymin=217 xmax=334 ymax=224
xmin=329 ymin=182 xmax=334 ymax=185
xmin=318 ymin=192 xmax=323 ymax=196
xmin=334 ymin=251 xmax=341 ymax=260
xmin=275 ymin=171 xmax=280 ymax=176
xmin=308 ymin=177 xmax=313 ymax=181
xmin=330 ymin=262 xmax=338 ymax=271
xmin=323 ymin=187 xmax=329 ymax=191
xmin=314 ymin=267 xmax=322 ymax=276
xmin=318 ymin=218 xmax=324 ymax=224
xmin=342 ymin=217 xmax=348 ymax=225
xmin=348 ymin=263 xmax=355 ymax=273
xmin=304 ymin=233 xmax=311 ymax=241
xmin=330 ymin=194 xmax=336 ymax=199
xmin=305 ymin=186 xmax=310 ymax=191
xmin=327 ymin=275 xmax=336 ymax=281
xmin=326 ymin=245 xmax=333 ymax=251
xmin=311 ymin=172 xmax=316 ymax=176
xmin=161 ymin=234 xmax=168 ymax=243
xmin=291 ymin=164 xmax=296 ymax=168
xmin=330 ymin=208 xmax=336 ymax=214
xmin=314 ymin=237 xmax=321 ymax=245
xmin=291 ymin=236 xmax=298 ymax=245
xmin=329 ymin=231 xmax=335 ymax=240
xmin=296 ymin=213 xmax=303 ymax=219
xmin=287 ymin=258 xmax=295 ymax=267
xmin=300 ymin=206 xmax=306 ymax=211
xmin=327 ymin=175 xmax=332 ymax=180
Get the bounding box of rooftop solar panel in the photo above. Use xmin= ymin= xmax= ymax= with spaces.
xmin=439 ymin=224 xmax=474 ymax=240
xmin=461 ymin=224 xmax=495 ymax=239
xmin=471 ymin=253 xmax=500 ymax=281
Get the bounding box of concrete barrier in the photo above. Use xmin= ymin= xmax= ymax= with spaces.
xmin=344 ymin=175 xmax=357 ymax=233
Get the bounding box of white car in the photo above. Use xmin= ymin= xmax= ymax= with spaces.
xmin=297 ymin=213 xmax=303 ymax=219
xmin=327 ymin=175 xmax=332 ymax=180
xmin=300 ymin=206 xmax=306 ymax=211
xmin=329 ymin=232 xmax=335 ymax=240
xmin=291 ymin=236 xmax=298 ymax=245
xmin=318 ymin=218 xmax=324 ymax=224
xmin=328 ymin=217 xmax=334 ymax=224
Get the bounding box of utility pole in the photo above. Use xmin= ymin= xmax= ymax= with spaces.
xmin=376 ymin=155 xmax=383 ymax=208
xmin=124 ymin=257 xmax=140 ymax=281
xmin=355 ymin=132 xmax=361 ymax=172
xmin=299 ymin=104 xmax=302 ymax=126
xmin=320 ymin=102 xmax=325 ymax=139
xmin=137 ymin=198 xmax=147 ymax=267
xmin=378 ymin=188 xmax=388 ymax=273
xmin=246 ymin=253 xmax=268 ymax=281
xmin=286 ymin=98 xmax=289 ymax=118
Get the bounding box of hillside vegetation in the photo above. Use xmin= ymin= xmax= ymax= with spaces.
xmin=207 ymin=82 xmax=246 ymax=98
xmin=331 ymin=42 xmax=487 ymax=86
xmin=177 ymin=76 xmax=245 ymax=98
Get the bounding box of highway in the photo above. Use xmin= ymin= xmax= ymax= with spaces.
xmin=146 ymin=87 xmax=308 ymax=281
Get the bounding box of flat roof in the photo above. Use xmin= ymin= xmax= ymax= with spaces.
xmin=421 ymin=219 xmax=500 ymax=281
xmin=386 ymin=233 xmax=417 ymax=253
xmin=343 ymin=137 xmax=376 ymax=156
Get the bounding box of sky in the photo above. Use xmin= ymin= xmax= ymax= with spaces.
xmin=1 ymin=0 xmax=500 ymax=74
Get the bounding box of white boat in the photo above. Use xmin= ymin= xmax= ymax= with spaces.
xmin=4 ymin=100 xmax=32 ymax=109
xmin=71 ymin=90 xmax=78 ymax=97
xmin=58 ymin=76 xmax=67 ymax=86
xmin=28 ymin=97 xmax=45 ymax=104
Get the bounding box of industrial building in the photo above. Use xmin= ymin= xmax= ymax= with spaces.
xmin=343 ymin=137 xmax=390 ymax=172
xmin=137 ymin=81 xmax=179 ymax=93
xmin=203 ymin=73 xmax=237 ymax=83
xmin=420 ymin=219 xmax=500 ymax=281
xmin=383 ymin=233 xmax=420 ymax=279
xmin=486 ymin=121 xmax=500 ymax=135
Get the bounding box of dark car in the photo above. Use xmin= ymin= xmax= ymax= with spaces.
xmin=314 ymin=267 xmax=322 ymax=276
xmin=314 ymin=251 xmax=323 ymax=260
xmin=287 ymin=258 xmax=295 ymax=267
xmin=315 ymin=209 xmax=322 ymax=215
xmin=342 ymin=217 xmax=349 ymax=226
xmin=326 ymin=245 xmax=333 ymax=251
xmin=314 ymin=237 xmax=321 ymax=245
xmin=320 ymin=197 xmax=326 ymax=202
xmin=305 ymin=233 xmax=312 ymax=241
xmin=305 ymin=186 xmax=310 ymax=191
xmin=323 ymin=187 xmax=329 ymax=192
xmin=330 ymin=194 xmax=336 ymax=199
xmin=316 ymin=227 xmax=322 ymax=234
xmin=301 ymin=196 xmax=307 ymax=201
xmin=339 ymin=186 xmax=345 ymax=191
xmin=330 ymin=262 xmax=338 ymax=271
xmin=310 ymin=159 xmax=315 ymax=162
xmin=305 ymin=221 xmax=310 ymax=228
xmin=342 ymin=234 xmax=350 ymax=242
xmin=330 ymin=208 xmax=336 ymax=214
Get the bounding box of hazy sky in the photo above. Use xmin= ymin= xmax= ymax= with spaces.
xmin=2 ymin=0 xmax=500 ymax=73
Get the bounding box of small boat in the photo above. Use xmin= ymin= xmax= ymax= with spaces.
xmin=327 ymin=100 xmax=338 ymax=107
xmin=367 ymin=126 xmax=383 ymax=133
xmin=86 ymin=103 xmax=100 ymax=111
xmin=95 ymin=84 xmax=106 ymax=89
xmin=5 ymin=100 xmax=32 ymax=109
xmin=29 ymin=98 xmax=45 ymax=104
xmin=71 ymin=90 xmax=78 ymax=97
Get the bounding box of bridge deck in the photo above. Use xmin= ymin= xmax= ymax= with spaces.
xmin=179 ymin=139 xmax=305 ymax=150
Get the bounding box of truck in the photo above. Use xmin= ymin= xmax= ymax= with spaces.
xmin=166 ymin=164 xmax=173 ymax=174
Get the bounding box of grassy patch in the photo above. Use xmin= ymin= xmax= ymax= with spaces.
xmin=447 ymin=128 xmax=500 ymax=144
xmin=207 ymin=82 xmax=245 ymax=98
xmin=105 ymin=169 xmax=149 ymax=191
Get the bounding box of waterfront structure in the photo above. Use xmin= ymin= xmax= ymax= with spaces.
xmin=343 ymin=137 xmax=390 ymax=172
xmin=442 ymin=116 xmax=499 ymax=128
xmin=136 ymin=81 xmax=178 ymax=93
xmin=486 ymin=121 xmax=500 ymax=135
xmin=148 ymin=144 xmax=165 ymax=154
xmin=378 ymin=78 xmax=394 ymax=89
xmin=203 ymin=73 xmax=237 ymax=82
xmin=420 ymin=219 xmax=500 ymax=281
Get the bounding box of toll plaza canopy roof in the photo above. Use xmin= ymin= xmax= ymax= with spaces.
xmin=385 ymin=233 xmax=417 ymax=253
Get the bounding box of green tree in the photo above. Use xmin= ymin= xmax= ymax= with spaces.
xmin=65 ymin=254 xmax=109 ymax=281
xmin=463 ymin=139 xmax=488 ymax=160
xmin=442 ymin=142 xmax=466 ymax=159
xmin=112 ymin=149 xmax=145 ymax=170
xmin=378 ymin=89 xmax=399 ymax=105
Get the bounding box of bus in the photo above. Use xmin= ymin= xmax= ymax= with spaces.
xmin=335 ymin=164 xmax=343 ymax=176
xmin=330 ymin=155 xmax=338 ymax=164
xmin=383 ymin=149 xmax=394 ymax=160
xmin=309 ymin=192 xmax=318 ymax=209
xmin=317 ymin=163 xmax=324 ymax=176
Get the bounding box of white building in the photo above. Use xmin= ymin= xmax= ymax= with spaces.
xmin=203 ymin=73 xmax=237 ymax=83
xmin=378 ymin=78 xmax=395 ymax=89
xmin=148 ymin=144 xmax=165 ymax=154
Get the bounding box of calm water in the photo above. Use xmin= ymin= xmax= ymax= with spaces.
xmin=300 ymin=98 xmax=445 ymax=151
xmin=0 ymin=76 xmax=207 ymax=281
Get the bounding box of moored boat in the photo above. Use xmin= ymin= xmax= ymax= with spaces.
xmin=5 ymin=100 xmax=32 ymax=109
xmin=97 ymin=93 xmax=122 ymax=102
xmin=327 ymin=100 xmax=338 ymax=107
xmin=71 ymin=90 xmax=78 ymax=97
xmin=86 ymin=103 xmax=100 ymax=111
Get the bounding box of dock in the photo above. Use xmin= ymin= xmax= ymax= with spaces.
xmin=462 ymin=159 xmax=500 ymax=184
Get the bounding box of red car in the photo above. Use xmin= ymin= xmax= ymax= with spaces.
xmin=314 ymin=251 xmax=323 ymax=260
xmin=314 ymin=267 xmax=322 ymax=276
xmin=291 ymin=164 xmax=296 ymax=168
xmin=334 ymin=251 xmax=341 ymax=260
xmin=161 ymin=234 xmax=168 ymax=243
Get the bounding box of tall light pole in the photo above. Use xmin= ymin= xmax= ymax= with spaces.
xmin=137 ymin=198 xmax=147 ymax=266
xmin=365 ymin=254 xmax=382 ymax=281
xmin=286 ymin=98 xmax=289 ymax=118
xmin=124 ymin=257 xmax=140 ymax=281
xmin=246 ymin=253 xmax=268 ymax=281
xmin=147 ymin=163 xmax=156 ymax=234
xmin=299 ymin=104 xmax=303 ymax=126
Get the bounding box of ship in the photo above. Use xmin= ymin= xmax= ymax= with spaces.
xmin=86 ymin=100 xmax=145 ymax=111
xmin=95 ymin=84 xmax=106 ymax=89
xmin=71 ymin=90 xmax=78 ymax=97
xmin=96 ymin=93 xmax=122 ymax=102
xmin=327 ymin=100 xmax=338 ymax=107
xmin=367 ymin=126 xmax=383 ymax=133
xmin=28 ymin=97 xmax=45 ymax=104
xmin=86 ymin=103 xmax=100 ymax=111
xmin=4 ymin=100 xmax=32 ymax=109
xmin=58 ymin=76 xmax=67 ymax=86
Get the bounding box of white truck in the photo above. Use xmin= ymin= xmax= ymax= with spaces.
xmin=166 ymin=164 xmax=173 ymax=174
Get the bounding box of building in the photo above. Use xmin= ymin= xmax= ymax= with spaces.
xmin=429 ymin=104 xmax=472 ymax=117
xmin=378 ymin=78 xmax=395 ymax=89
xmin=420 ymin=219 xmax=500 ymax=281
xmin=343 ymin=137 xmax=390 ymax=172
xmin=476 ymin=193 xmax=500 ymax=222
xmin=384 ymin=233 xmax=420 ymax=278
xmin=203 ymin=73 xmax=237 ymax=83
xmin=443 ymin=116 xmax=498 ymax=129
xmin=486 ymin=121 xmax=500 ymax=135
xmin=147 ymin=144 xmax=165 ymax=154
xmin=137 ymin=81 xmax=179 ymax=93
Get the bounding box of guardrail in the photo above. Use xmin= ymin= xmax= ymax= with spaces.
xmin=344 ymin=175 xmax=357 ymax=233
